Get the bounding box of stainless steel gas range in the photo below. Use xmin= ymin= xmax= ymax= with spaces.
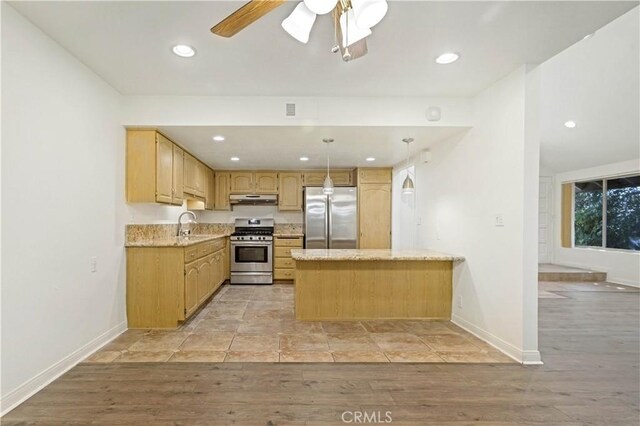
xmin=230 ymin=218 xmax=274 ymax=285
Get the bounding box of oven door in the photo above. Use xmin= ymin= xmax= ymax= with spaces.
xmin=231 ymin=241 xmax=273 ymax=273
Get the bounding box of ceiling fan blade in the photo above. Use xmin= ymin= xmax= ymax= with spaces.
xmin=211 ymin=0 xmax=286 ymax=38
xmin=332 ymin=6 xmax=368 ymax=61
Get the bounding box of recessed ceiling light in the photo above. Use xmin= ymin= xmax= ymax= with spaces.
xmin=582 ymin=33 xmax=594 ymax=40
xmin=300 ymin=156 xmax=309 ymax=161
xmin=564 ymin=120 xmax=577 ymax=128
xmin=212 ymin=135 xmax=225 ymax=142
xmin=230 ymin=156 xmax=240 ymax=162
xmin=172 ymin=44 xmax=196 ymax=58
xmin=366 ymin=157 xmax=376 ymax=162
xmin=435 ymin=52 xmax=459 ymax=64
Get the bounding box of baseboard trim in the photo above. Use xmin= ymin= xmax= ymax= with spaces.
xmin=451 ymin=314 xmax=543 ymax=365
xmin=0 ymin=321 xmax=127 ymax=416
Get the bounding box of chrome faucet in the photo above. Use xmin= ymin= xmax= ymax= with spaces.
xmin=177 ymin=211 xmax=197 ymax=236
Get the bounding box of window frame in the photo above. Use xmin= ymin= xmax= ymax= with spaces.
xmin=568 ymin=172 xmax=640 ymax=253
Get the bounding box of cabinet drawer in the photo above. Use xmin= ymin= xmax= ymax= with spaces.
xmin=274 ymin=268 xmax=295 ymax=280
xmin=185 ymin=246 xmax=199 ymax=263
xmin=275 ymin=246 xmax=296 ymax=258
xmin=274 ymin=237 xmax=303 ymax=247
xmin=198 ymin=242 xmax=215 ymax=258
xmin=274 ymin=257 xmax=295 ymax=269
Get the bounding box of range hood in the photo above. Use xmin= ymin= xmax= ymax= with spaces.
xmin=229 ymin=194 xmax=278 ymax=206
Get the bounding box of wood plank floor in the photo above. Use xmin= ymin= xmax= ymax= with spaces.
xmin=3 ymin=282 xmax=639 ymax=425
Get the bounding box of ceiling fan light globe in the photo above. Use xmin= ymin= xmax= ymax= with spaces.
xmin=340 ymin=9 xmax=372 ymax=47
xmin=282 ymin=2 xmax=317 ymax=44
xmin=304 ymin=0 xmax=338 ymax=15
xmin=351 ymin=0 xmax=388 ymax=29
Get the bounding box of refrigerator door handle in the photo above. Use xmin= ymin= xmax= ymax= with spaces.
xmin=327 ymin=195 xmax=332 ymax=249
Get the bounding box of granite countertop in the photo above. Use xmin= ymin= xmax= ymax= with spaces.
xmin=273 ymin=233 xmax=305 ymax=237
xmin=290 ymin=249 xmax=465 ymax=262
xmin=126 ymin=233 xmax=230 ymax=248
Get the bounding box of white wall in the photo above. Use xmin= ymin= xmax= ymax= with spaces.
xmin=0 ymin=4 xmax=181 ymax=413
xmin=392 ymin=166 xmax=416 ymax=249
xmin=552 ymin=159 xmax=640 ymax=286
xmin=405 ymin=67 xmax=541 ymax=363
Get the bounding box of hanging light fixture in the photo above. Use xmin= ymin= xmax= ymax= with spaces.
xmin=282 ymin=2 xmax=317 ymax=44
xmin=401 ymin=138 xmax=415 ymax=195
xmin=322 ymin=138 xmax=335 ymax=195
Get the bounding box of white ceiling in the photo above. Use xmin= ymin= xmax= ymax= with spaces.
xmin=157 ymin=125 xmax=469 ymax=169
xmin=10 ymin=1 xmax=638 ymax=97
xmin=539 ymin=6 xmax=639 ymax=172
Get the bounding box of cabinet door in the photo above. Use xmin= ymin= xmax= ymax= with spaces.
xmin=183 ymin=153 xmax=198 ymax=195
xmin=302 ymin=172 xmax=325 ymax=187
xmin=223 ymin=240 xmax=230 ymax=281
xmin=184 ymin=262 xmax=199 ymax=318
xmin=358 ymin=183 xmax=392 ymax=249
xmin=358 ymin=168 xmax=392 ymax=184
xmin=172 ymin=145 xmax=184 ymax=205
xmin=195 ymin=162 xmax=206 ymax=198
xmin=230 ymin=172 xmax=254 ymax=193
xmin=214 ymin=172 xmax=231 ymax=210
xmin=254 ymin=172 xmax=278 ymax=194
xmin=197 ymin=258 xmax=211 ymax=304
xmin=278 ymin=172 xmax=302 ymax=211
xmin=205 ymin=168 xmax=215 ymax=210
xmin=155 ymin=134 xmax=173 ymax=204
xmin=211 ymin=252 xmax=222 ymax=292
xmin=330 ymin=170 xmax=353 ymax=186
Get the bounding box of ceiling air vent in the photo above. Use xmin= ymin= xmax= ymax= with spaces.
xmin=285 ymin=103 xmax=296 ymax=117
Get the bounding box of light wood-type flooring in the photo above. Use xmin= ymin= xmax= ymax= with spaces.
xmin=2 ymin=281 xmax=638 ymax=424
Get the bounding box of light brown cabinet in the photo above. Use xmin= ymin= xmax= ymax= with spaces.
xmin=303 ymin=170 xmax=353 ymax=186
xmin=358 ymin=183 xmax=392 ymax=249
xmin=357 ymin=168 xmax=392 ymax=184
xmin=255 ymin=172 xmax=279 ymax=194
xmin=184 ymin=154 xmax=206 ymax=198
xmin=214 ymin=172 xmax=231 ymax=210
xmin=126 ymin=130 xmax=184 ymax=205
xmin=230 ymin=172 xmax=254 ymax=193
xmin=274 ymin=236 xmax=303 ymax=282
xmin=126 ymin=238 xmax=229 ymax=329
xmin=278 ymin=172 xmax=303 ymax=211
xmin=205 ymin=168 xmax=215 ymax=210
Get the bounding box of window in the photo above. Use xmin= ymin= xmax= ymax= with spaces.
xmin=572 ymin=175 xmax=640 ymax=251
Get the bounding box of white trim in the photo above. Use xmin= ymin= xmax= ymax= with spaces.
xmin=452 ymin=314 xmax=543 ymax=365
xmin=0 ymin=322 xmax=127 ymax=416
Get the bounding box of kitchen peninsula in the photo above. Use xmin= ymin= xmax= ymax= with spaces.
xmin=291 ymin=249 xmax=464 ymax=321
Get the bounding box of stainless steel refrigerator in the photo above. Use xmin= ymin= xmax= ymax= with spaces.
xmin=304 ymin=187 xmax=358 ymax=249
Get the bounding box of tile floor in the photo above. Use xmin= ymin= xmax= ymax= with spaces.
xmin=84 ymin=284 xmax=514 ymax=364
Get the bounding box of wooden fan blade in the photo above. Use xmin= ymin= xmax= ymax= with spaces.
xmin=332 ymin=6 xmax=368 ymax=61
xmin=211 ymin=0 xmax=286 ymax=38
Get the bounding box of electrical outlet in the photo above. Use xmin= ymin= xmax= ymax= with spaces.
xmin=457 ymin=296 xmax=463 ymax=309
xmin=495 ymin=213 xmax=504 ymax=227
xmin=90 ymin=257 xmax=97 ymax=273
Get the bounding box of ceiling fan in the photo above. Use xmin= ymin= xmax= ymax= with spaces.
xmin=211 ymin=0 xmax=388 ymax=62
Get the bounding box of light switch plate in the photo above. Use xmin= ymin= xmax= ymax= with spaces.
xmin=495 ymin=214 xmax=504 ymax=227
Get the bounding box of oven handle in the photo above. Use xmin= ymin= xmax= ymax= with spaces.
xmin=231 ymin=241 xmax=273 ymax=246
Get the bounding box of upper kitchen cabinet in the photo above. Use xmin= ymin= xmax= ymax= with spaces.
xmin=205 ymin=168 xmax=215 ymax=210
xmin=230 ymin=172 xmax=254 ymax=194
xmin=184 ymin=154 xmax=206 ymax=198
xmin=357 ymin=168 xmax=392 ymax=184
xmin=126 ymin=129 xmax=183 ymax=205
xmin=303 ymin=169 xmax=354 ymax=187
xmin=214 ymin=172 xmax=231 ymax=210
xmin=254 ymin=172 xmax=279 ymax=194
xmin=278 ymin=172 xmax=303 ymax=211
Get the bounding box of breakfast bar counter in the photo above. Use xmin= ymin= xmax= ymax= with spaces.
xmin=291 ymin=249 xmax=464 ymax=321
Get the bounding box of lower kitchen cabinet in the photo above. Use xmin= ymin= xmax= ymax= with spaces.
xmin=127 ymin=238 xmax=228 ymax=328
xmin=274 ymin=236 xmax=303 ymax=282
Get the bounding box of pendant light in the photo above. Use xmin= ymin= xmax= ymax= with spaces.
xmin=322 ymin=138 xmax=335 ymax=195
xmin=401 ymin=138 xmax=415 ymax=195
